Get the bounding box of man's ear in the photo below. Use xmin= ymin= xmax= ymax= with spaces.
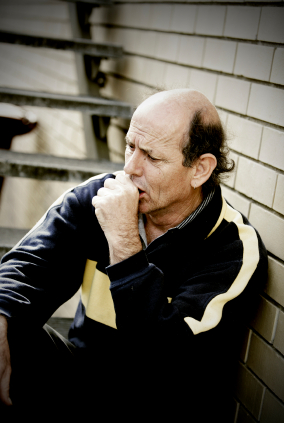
xmin=191 ymin=154 xmax=217 ymax=189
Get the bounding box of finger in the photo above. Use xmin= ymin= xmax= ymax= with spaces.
xmin=104 ymin=178 xmax=118 ymax=190
xmin=97 ymin=187 xmax=112 ymax=197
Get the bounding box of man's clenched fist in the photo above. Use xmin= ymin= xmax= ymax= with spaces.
xmin=92 ymin=173 xmax=142 ymax=265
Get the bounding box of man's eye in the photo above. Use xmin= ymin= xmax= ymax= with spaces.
xmin=148 ymin=154 xmax=158 ymax=161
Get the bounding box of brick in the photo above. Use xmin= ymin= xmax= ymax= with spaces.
xmin=247 ymin=333 xmax=284 ymax=402
xmin=259 ymin=127 xmax=284 ymax=171
xmin=203 ymin=39 xmax=237 ymax=73
xmin=273 ymin=175 xmax=284 ymax=216
xmin=215 ymin=76 xmax=251 ymax=115
xmin=224 ymin=7 xmax=261 ymax=40
xmin=217 ymin=109 xmax=228 ymax=127
xmin=227 ymin=115 xmax=262 ymax=160
xmin=236 ymin=405 xmax=257 ymax=423
xmin=235 ymin=157 xmax=277 ymax=207
xmin=170 ymin=4 xmax=197 ymax=34
xmin=195 ymin=6 xmax=226 ymax=36
xmin=137 ymin=31 xmax=158 ymax=58
xmin=146 ymin=60 xmax=167 ymax=88
xmin=177 ymin=35 xmax=205 ymax=67
xmin=135 ymin=4 xmax=153 ymax=29
xmin=239 ymin=328 xmax=252 ymax=364
xmin=260 ymin=389 xmax=284 ymax=423
xmin=234 ymin=44 xmax=274 ymax=82
xmin=163 ymin=63 xmax=190 ymax=90
xmin=221 ymin=186 xmax=251 ymax=217
xmin=249 ymin=204 xmax=284 ymax=261
xmin=270 ymin=48 xmax=284 ymax=86
xmin=150 ymin=4 xmax=173 ymax=31
xmin=258 ymin=7 xmax=284 ymax=44
xmin=235 ymin=363 xmax=265 ymax=420
xmin=247 ymin=84 xmax=284 ymax=127
xmin=121 ymin=29 xmax=140 ymax=55
xmin=274 ymin=309 xmax=284 ymax=356
xmin=266 ymin=257 xmax=284 ymax=308
xmin=250 ymin=296 xmax=278 ymax=343
xmin=155 ymin=33 xmax=180 ymax=62
xmin=188 ymin=70 xmax=217 ymax=103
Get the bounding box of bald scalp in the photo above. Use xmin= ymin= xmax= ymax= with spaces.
xmin=136 ymin=88 xmax=221 ymax=128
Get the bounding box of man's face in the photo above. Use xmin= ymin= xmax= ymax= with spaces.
xmin=124 ymin=102 xmax=195 ymax=217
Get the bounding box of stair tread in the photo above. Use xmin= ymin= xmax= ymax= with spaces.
xmin=0 ymin=227 xmax=28 ymax=249
xmin=0 ymin=87 xmax=132 ymax=118
xmin=0 ymin=30 xmax=122 ymax=58
xmin=0 ymin=149 xmax=123 ymax=181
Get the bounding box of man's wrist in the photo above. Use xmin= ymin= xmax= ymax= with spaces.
xmin=109 ymin=235 xmax=142 ymax=265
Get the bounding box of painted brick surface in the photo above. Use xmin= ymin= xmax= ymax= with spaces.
xmin=221 ymin=186 xmax=251 ymax=217
xmin=247 ymin=333 xmax=284 ymax=402
xmin=260 ymin=389 xmax=284 ymax=423
xmin=137 ymin=30 xmax=158 ymax=58
xmin=164 ymin=63 xmax=190 ymax=89
xmin=189 ymin=70 xmax=217 ymax=103
xmin=195 ymin=6 xmax=226 ymax=36
xmin=150 ymin=4 xmax=173 ymax=31
xmin=258 ymin=7 xmax=284 ymax=43
xmin=235 ymin=363 xmax=265 ymax=420
xmin=274 ymin=310 xmax=284 ymax=356
xmin=270 ymin=48 xmax=284 ymax=86
xmin=250 ymin=296 xmax=278 ymax=343
xmin=234 ymin=43 xmax=274 ymax=82
xmin=266 ymin=257 xmax=284 ymax=308
xmin=235 ymin=157 xmax=277 ymax=207
xmin=227 ymin=114 xmax=262 ymax=160
xmin=224 ymin=6 xmax=261 ymax=40
xmin=203 ymin=39 xmax=237 ymax=73
xmin=249 ymin=204 xmax=284 ymax=260
xmin=170 ymin=4 xmax=197 ymax=34
xmin=273 ymin=174 xmax=284 ymax=216
xmin=155 ymin=32 xmax=180 ymax=62
xmin=259 ymin=127 xmax=284 ymax=172
xmin=247 ymin=84 xmax=284 ymax=127
xmin=177 ymin=36 xmax=205 ymax=67
xmin=215 ymin=76 xmax=251 ymax=115
xmin=236 ymin=405 xmax=257 ymax=423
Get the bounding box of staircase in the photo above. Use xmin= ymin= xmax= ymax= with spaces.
xmin=0 ymin=0 xmax=131 ymax=334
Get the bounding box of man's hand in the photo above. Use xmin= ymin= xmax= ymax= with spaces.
xmin=0 ymin=315 xmax=12 ymax=406
xmin=92 ymin=173 xmax=142 ymax=264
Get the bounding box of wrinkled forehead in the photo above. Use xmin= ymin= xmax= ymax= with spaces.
xmin=128 ymin=97 xmax=190 ymax=143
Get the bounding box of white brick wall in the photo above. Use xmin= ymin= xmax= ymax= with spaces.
xmin=224 ymin=7 xmax=261 ymax=40
xmin=215 ymin=76 xmax=251 ymax=115
xmin=234 ymin=44 xmax=274 ymax=82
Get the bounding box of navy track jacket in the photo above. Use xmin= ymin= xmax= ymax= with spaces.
xmin=0 ymin=173 xmax=267 ymax=416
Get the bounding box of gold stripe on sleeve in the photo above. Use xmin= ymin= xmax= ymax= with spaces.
xmin=184 ymin=203 xmax=259 ymax=335
xmin=81 ymin=259 xmax=117 ymax=329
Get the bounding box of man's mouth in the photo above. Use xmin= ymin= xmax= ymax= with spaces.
xmin=138 ymin=188 xmax=145 ymax=198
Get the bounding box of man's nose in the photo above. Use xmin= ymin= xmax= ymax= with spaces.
xmin=124 ymin=151 xmax=143 ymax=176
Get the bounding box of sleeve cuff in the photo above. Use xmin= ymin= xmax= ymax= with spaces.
xmin=106 ymin=250 xmax=149 ymax=288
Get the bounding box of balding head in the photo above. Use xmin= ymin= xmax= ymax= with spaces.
xmin=135 ymin=88 xmax=221 ymax=133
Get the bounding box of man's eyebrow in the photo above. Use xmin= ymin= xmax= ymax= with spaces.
xmin=125 ymin=136 xmax=153 ymax=155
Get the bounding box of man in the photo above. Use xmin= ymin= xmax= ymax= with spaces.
xmin=0 ymin=89 xmax=267 ymax=421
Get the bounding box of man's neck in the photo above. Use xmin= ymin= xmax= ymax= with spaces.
xmin=144 ymin=190 xmax=203 ymax=244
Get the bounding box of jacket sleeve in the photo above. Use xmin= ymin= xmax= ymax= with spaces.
xmin=107 ymin=235 xmax=267 ymax=346
xmin=0 ymin=188 xmax=90 ymax=327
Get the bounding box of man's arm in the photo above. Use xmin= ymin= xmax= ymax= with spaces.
xmin=0 ymin=315 xmax=12 ymax=406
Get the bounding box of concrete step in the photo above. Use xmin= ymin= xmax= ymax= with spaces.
xmin=0 ymin=30 xmax=122 ymax=58
xmin=0 ymin=87 xmax=132 ymax=118
xmin=0 ymin=149 xmax=123 ymax=181
xmin=0 ymin=227 xmax=28 ymax=259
